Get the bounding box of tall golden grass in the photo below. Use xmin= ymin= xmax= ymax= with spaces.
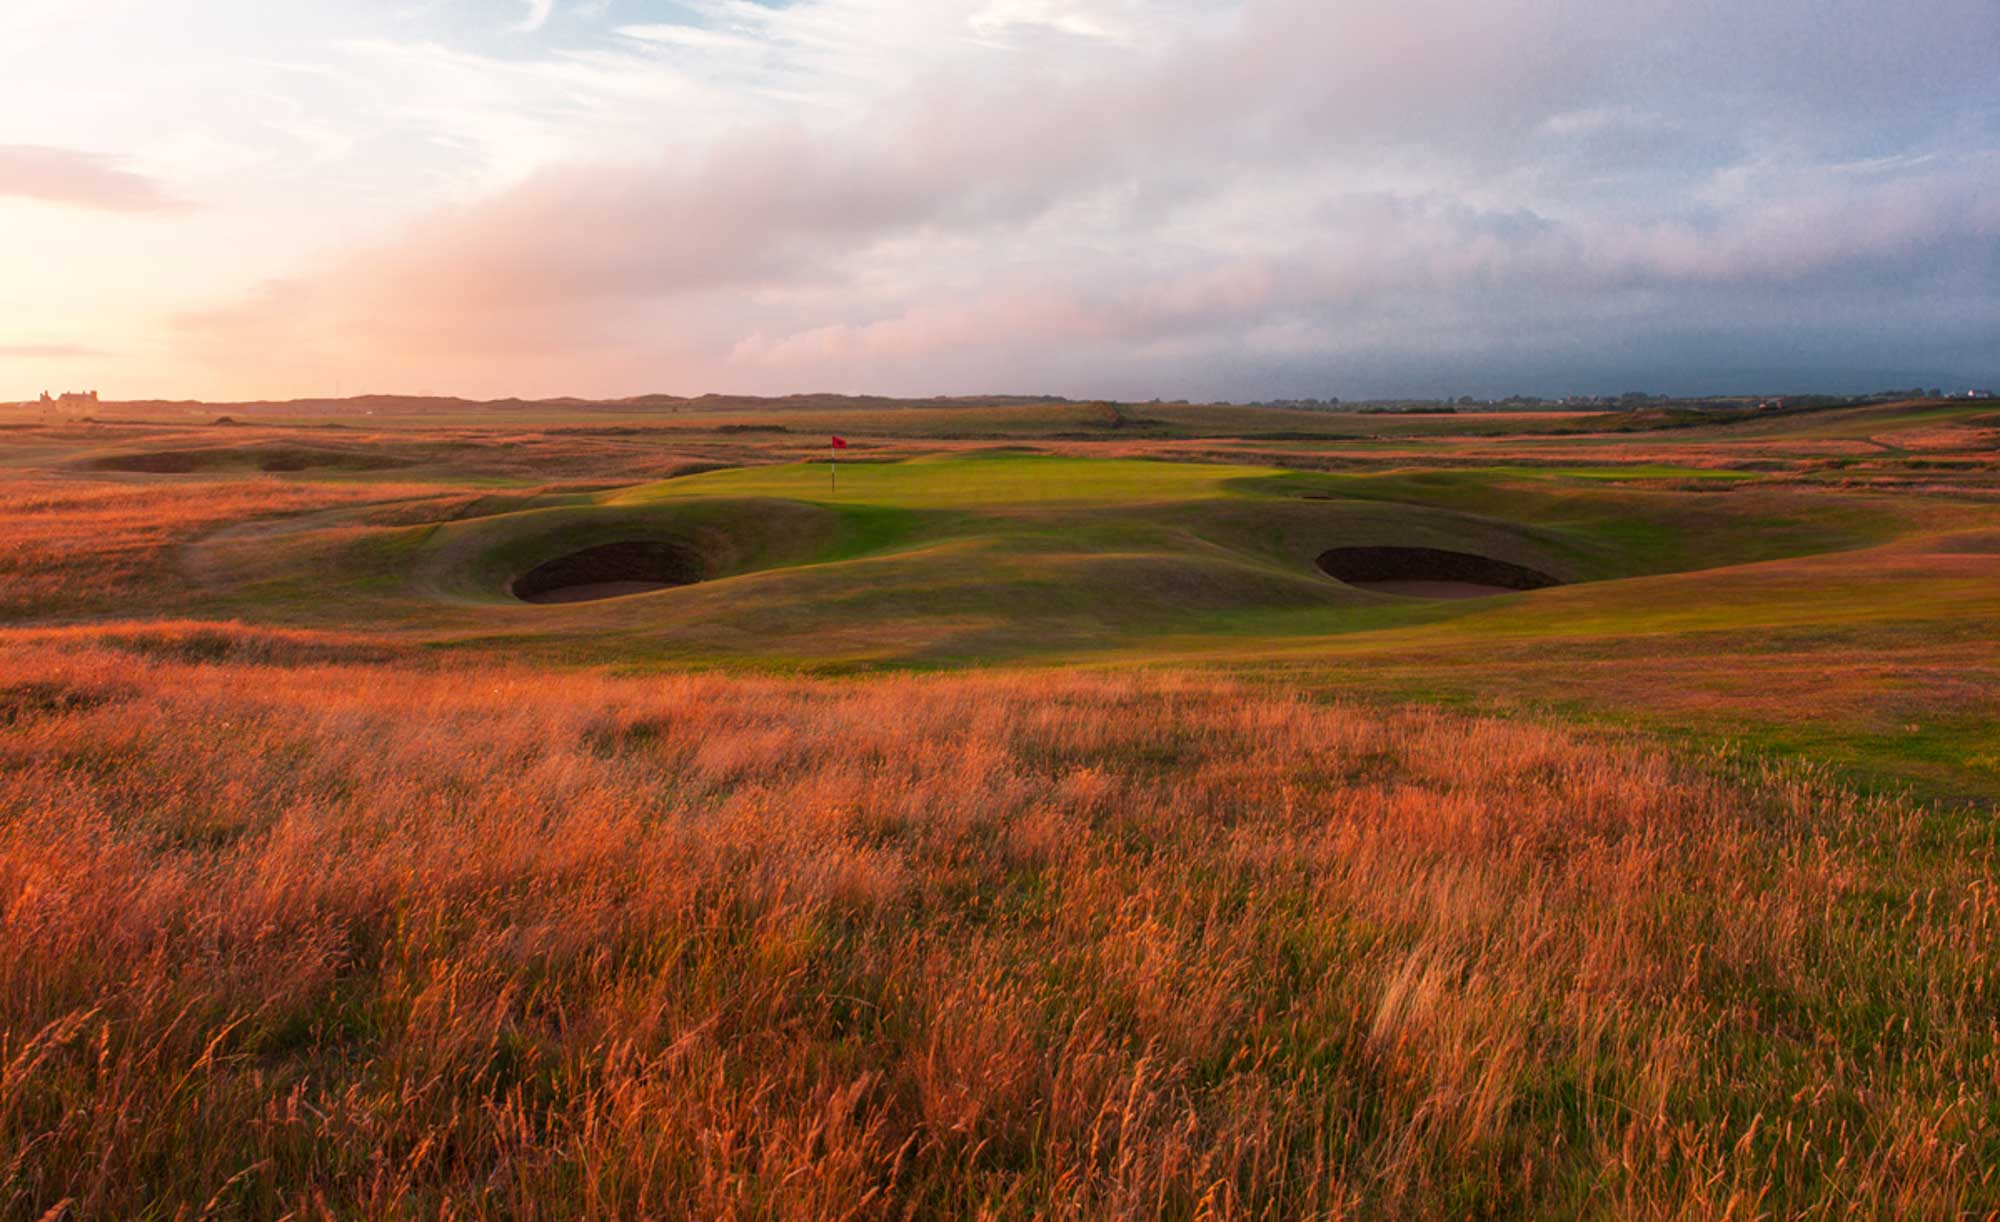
xmin=1 ymin=634 xmax=1993 ymax=1217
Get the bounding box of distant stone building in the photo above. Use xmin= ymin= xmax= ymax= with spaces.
xmin=35 ymin=390 xmax=99 ymax=421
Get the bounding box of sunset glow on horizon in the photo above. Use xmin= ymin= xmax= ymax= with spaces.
xmin=3 ymin=0 xmax=1996 ymax=402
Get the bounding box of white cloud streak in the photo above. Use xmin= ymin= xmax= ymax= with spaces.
xmin=517 ymin=0 xmax=556 ymax=33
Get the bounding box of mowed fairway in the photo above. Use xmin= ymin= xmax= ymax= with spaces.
xmin=0 ymin=397 xmax=1997 ymax=1216
xmin=630 ymin=451 xmax=1276 ymax=506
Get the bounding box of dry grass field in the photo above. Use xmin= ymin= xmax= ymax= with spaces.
xmin=1 ymin=396 xmax=1996 ymax=1217
xmin=3 ymin=639 xmax=1993 ymax=1218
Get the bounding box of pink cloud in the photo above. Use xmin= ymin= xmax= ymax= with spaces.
xmin=0 ymin=146 xmax=186 ymax=213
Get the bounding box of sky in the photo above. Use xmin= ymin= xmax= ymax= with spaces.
xmin=1 ymin=0 xmax=1996 ymax=403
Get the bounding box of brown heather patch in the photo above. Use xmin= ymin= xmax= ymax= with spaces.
xmin=0 ymin=479 xmax=442 ymax=617
xmin=0 ymin=648 xmax=1994 ymax=1218
xmin=0 ymin=621 xmax=406 ymax=668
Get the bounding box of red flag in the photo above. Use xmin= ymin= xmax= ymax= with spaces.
xmin=830 ymin=435 xmax=849 ymax=449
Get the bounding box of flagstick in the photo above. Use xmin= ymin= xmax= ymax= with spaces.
xmin=830 ymin=440 xmax=837 ymax=494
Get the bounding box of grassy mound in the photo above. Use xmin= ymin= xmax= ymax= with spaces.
xmin=408 ymin=495 xmax=913 ymax=606
xmin=131 ymin=451 xmax=1961 ymax=669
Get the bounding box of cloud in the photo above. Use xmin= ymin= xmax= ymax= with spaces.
xmin=0 ymin=343 xmax=101 ymax=359
xmin=517 ymin=0 xmax=556 ymax=32
xmin=170 ymin=0 xmax=2000 ymax=398
xmin=0 ymin=146 xmax=187 ymax=214
xmin=969 ymin=0 xmax=1139 ymax=43
xmin=614 ymin=23 xmax=758 ymax=52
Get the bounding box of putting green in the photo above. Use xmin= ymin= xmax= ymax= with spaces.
xmin=618 ymin=452 xmax=1276 ymax=508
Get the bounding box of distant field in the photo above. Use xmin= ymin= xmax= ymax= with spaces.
xmin=1 ymin=395 xmax=1996 ymax=1215
xmin=2 ymin=391 xmax=1616 ymax=439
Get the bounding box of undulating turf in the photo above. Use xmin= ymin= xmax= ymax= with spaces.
xmin=2 ymin=395 xmax=1996 ymax=1216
